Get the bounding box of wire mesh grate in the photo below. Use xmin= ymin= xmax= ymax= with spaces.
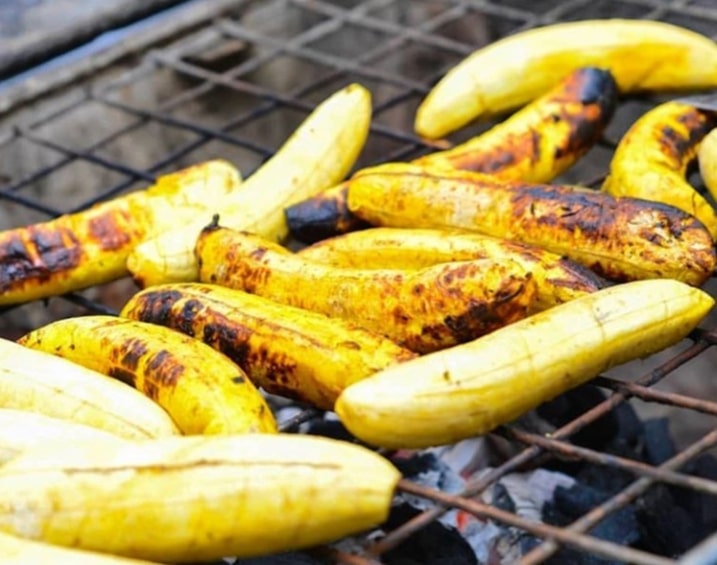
xmin=1 ymin=0 xmax=717 ymax=563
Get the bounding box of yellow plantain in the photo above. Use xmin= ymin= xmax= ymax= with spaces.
xmin=0 ymin=409 xmax=122 ymax=465
xmin=298 ymin=227 xmax=606 ymax=311
xmin=0 ymin=338 xmax=178 ymax=439
xmin=196 ymin=224 xmax=537 ymax=354
xmin=415 ymin=19 xmax=717 ymax=139
xmin=699 ymin=127 xmax=717 ymax=204
xmin=346 ymin=163 xmax=717 ymax=286
xmin=127 ymin=83 xmax=371 ymax=287
xmin=0 ymin=160 xmax=241 ymax=305
xmin=0 ymin=433 xmax=400 ymax=562
xmin=18 ymin=316 xmax=277 ymax=436
xmin=336 ymin=279 xmax=714 ymax=448
xmin=0 ymin=531 xmax=160 ymax=565
xmin=120 ymin=283 xmax=417 ymax=410
xmin=603 ymin=101 xmax=717 ymax=239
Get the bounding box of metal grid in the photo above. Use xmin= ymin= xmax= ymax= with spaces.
xmin=1 ymin=0 xmax=717 ymax=563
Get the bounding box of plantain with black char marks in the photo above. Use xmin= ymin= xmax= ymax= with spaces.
xmin=196 ymin=223 xmax=537 ymax=354
xmin=603 ymin=101 xmax=717 ymax=239
xmin=286 ymin=67 xmax=618 ymax=243
xmin=345 ymin=163 xmax=716 ymax=286
xmin=18 ymin=316 xmax=277 ymax=436
xmin=120 ymin=283 xmax=417 ymax=410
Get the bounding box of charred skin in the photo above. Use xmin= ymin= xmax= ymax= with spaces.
xmin=121 ymin=284 xmax=416 ymax=410
xmin=285 ymin=67 xmax=617 ymax=244
xmin=603 ymin=101 xmax=717 ymax=239
xmin=0 ymin=160 xmax=241 ymax=305
xmin=346 ymin=163 xmax=716 ymax=286
xmin=298 ymin=227 xmax=606 ymax=311
xmin=196 ymin=227 xmax=537 ymax=354
xmin=18 ymin=316 xmax=277 ymax=435
xmin=699 ymin=127 xmax=717 ymax=203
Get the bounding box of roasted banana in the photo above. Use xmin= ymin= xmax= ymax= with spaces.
xmin=18 ymin=316 xmax=277 ymax=435
xmin=0 ymin=160 xmax=241 ymax=305
xmin=346 ymin=163 xmax=716 ymax=286
xmin=120 ymin=283 xmax=417 ymax=410
xmin=0 ymin=409 xmax=122 ymax=465
xmin=286 ymin=67 xmax=618 ymax=243
xmin=127 ymin=83 xmax=371 ymax=287
xmin=699 ymin=127 xmax=717 ymax=204
xmin=336 ymin=279 xmax=714 ymax=448
xmin=298 ymin=227 xmax=606 ymax=311
xmin=0 ymin=338 xmax=178 ymax=439
xmin=196 ymin=224 xmax=537 ymax=354
xmin=415 ymin=19 xmax=717 ymax=139
xmin=0 ymin=433 xmax=400 ymax=562
xmin=603 ymin=101 xmax=717 ymax=239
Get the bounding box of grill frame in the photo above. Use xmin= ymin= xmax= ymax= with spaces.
xmin=2 ymin=1 xmax=717 ymax=563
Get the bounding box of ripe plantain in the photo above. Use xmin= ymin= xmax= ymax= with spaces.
xmin=298 ymin=227 xmax=606 ymax=311
xmin=120 ymin=283 xmax=417 ymax=410
xmin=286 ymin=67 xmax=618 ymax=243
xmin=127 ymin=83 xmax=371 ymax=287
xmin=416 ymin=19 xmax=717 ymax=139
xmin=346 ymin=163 xmax=717 ymax=286
xmin=0 ymin=338 xmax=178 ymax=439
xmin=196 ymin=224 xmax=537 ymax=354
xmin=0 ymin=433 xmax=401 ymax=562
xmin=603 ymin=101 xmax=717 ymax=239
xmin=336 ymin=279 xmax=715 ymax=448
xmin=0 ymin=409 xmax=123 ymax=465
xmin=0 ymin=160 xmax=241 ymax=305
xmin=18 ymin=316 xmax=277 ymax=436
xmin=699 ymin=127 xmax=717 ymax=205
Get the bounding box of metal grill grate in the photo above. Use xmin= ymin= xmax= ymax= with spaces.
xmin=2 ymin=0 xmax=717 ymax=563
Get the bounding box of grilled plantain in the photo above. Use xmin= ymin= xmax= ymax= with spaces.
xmin=0 ymin=433 xmax=400 ymax=562
xmin=127 ymin=83 xmax=371 ymax=287
xmin=18 ymin=316 xmax=277 ymax=436
xmin=336 ymin=279 xmax=715 ymax=448
xmin=699 ymin=127 xmax=717 ymax=205
xmin=603 ymin=101 xmax=717 ymax=239
xmin=120 ymin=283 xmax=416 ymax=410
xmin=0 ymin=338 xmax=178 ymax=439
xmin=416 ymin=19 xmax=717 ymax=139
xmin=346 ymin=163 xmax=716 ymax=286
xmin=196 ymin=224 xmax=536 ymax=354
xmin=298 ymin=227 xmax=606 ymax=311
xmin=0 ymin=160 xmax=241 ymax=305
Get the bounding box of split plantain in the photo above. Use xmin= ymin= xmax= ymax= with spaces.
xmin=196 ymin=224 xmax=537 ymax=354
xmin=0 ymin=160 xmax=241 ymax=305
xmin=298 ymin=227 xmax=606 ymax=311
xmin=415 ymin=19 xmax=717 ymax=139
xmin=346 ymin=163 xmax=717 ymax=286
xmin=699 ymin=127 xmax=717 ymax=204
xmin=336 ymin=279 xmax=715 ymax=448
xmin=127 ymin=83 xmax=372 ymax=287
xmin=18 ymin=316 xmax=277 ymax=435
xmin=120 ymin=283 xmax=417 ymax=410
xmin=0 ymin=433 xmax=401 ymax=562
xmin=603 ymin=101 xmax=717 ymax=239
xmin=0 ymin=338 xmax=178 ymax=439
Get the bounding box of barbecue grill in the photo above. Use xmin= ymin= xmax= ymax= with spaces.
xmin=2 ymin=0 xmax=717 ymax=563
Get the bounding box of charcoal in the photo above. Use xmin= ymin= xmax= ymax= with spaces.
xmin=235 ymin=553 xmax=322 ymax=565
xmin=303 ymin=418 xmax=354 ymax=442
xmin=491 ymin=482 xmax=517 ymax=514
xmin=380 ymin=503 xmax=477 ymax=565
xmin=680 ymin=454 xmax=717 ymax=532
xmin=641 ymin=418 xmax=676 ymax=465
xmin=521 ymin=534 xmax=623 ymax=565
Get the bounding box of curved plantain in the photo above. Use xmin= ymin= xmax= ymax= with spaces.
xmin=0 ymin=160 xmax=241 ymax=306
xmin=127 ymin=83 xmax=372 ymax=287
xmin=298 ymin=227 xmax=606 ymax=311
xmin=196 ymin=224 xmax=537 ymax=354
xmin=415 ymin=19 xmax=717 ymax=139
xmin=286 ymin=67 xmax=618 ymax=243
xmin=0 ymin=338 xmax=178 ymax=439
xmin=336 ymin=279 xmax=715 ymax=448
xmin=18 ymin=316 xmax=277 ymax=436
xmin=603 ymin=101 xmax=717 ymax=239
xmin=346 ymin=163 xmax=717 ymax=286
xmin=0 ymin=433 xmax=400 ymax=562
xmin=699 ymin=127 xmax=717 ymax=205
xmin=120 ymin=283 xmax=417 ymax=410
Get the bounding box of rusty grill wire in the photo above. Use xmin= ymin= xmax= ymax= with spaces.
xmin=1 ymin=0 xmax=717 ymax=563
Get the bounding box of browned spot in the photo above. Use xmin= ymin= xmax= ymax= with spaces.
xmin=250 ymin=247 xmax=268 ymax=261
xmin=144 ymin=350 xmax=184 ymax=392
xmin=119 ymin=338 xmax=150 ymax=371
xmin=87 ymin=209 xmax=133 ymax=251
xmin=108 ymin=366 xmax=137 ymax=387
xmin=338 ymin=340 xmax=361 ymax=350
